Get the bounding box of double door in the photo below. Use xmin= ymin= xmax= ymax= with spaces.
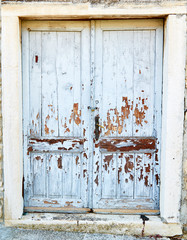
xmin=22 ymin=20 xmax=163 ymax=212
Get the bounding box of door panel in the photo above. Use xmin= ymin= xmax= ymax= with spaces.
xmin=93 ymin=20 xmax=163 ymax=210
xmin=23 ymin=20 xmax=163 ymax=212
xmin=23 ymin=21 xmax=90 ymax=209
xmin=97 ymin=29 xmax=155 ymax=138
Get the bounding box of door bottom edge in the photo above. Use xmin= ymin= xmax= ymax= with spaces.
xmin=24 ymin=207 xmax=91 ymax=214
xmin=92 ymin=208 xmax=159 ymax=215
xmin=24 ymin=207 xmax=159 ymax=215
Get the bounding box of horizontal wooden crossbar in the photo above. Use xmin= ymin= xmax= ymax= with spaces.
xmin=99 ymin=138 xmax=156 ymax=152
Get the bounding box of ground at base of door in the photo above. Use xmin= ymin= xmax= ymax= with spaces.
xmin=3 ymin=213 xmax=183 ymax=237
xmin=0 ymin=222 xmax=185 ymax=240
xmin=1 ymin=222 xmax=187 ymax=240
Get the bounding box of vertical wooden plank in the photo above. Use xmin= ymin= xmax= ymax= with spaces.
xmin=97 ymin=30 xmax=134 ymax=138
xmin=71 ymin=154 xmax=81 ymax=198
xmin=22 ymin=26 xmax=31 ymax=206
xmin=57 ymin=32 xmax=81 ymax=137
xmin=41 ymin=32 xmax=58 ymax=137
xmin=29 ymin=32 xmax=42 ymax=136
xmin=81 ymin=22 xmax=91 ymax=208
xmin=102 ymin=31 xmax=117 ymax=137
xmin=48 ymin=153 xmax=63 ymax=198
xmin=153 ymin=151 xmax=160 ymax=206
xmin=61 ymin=153 xmax=81 ymax=200
xmin=135 ymin=153 xmax=153 ymax=198
xmin=133 ymin=30 xmax=155 ymax=137
xmin=98 ymin=30 xmax=135 ymax=138
xmin=93 ymin=151 xmax=100 ymax=204
xmin=57 ymin=32 xmax=73 ymax=137
xmin=93 ymin=20 xmax=102 ymax=209
xmin=153 ymin=26 xmax=163 ymax=208
xmin=116 ymin=31 xmax=134 ymax=137
xmin=117 ymin=153 xmax=134 ymax=198
xmin=144 ymin=153 xmax=153 ymax=199
xmin=145 ymin=30 xmax=155 ymax=137
xmin=94 ymin=20 xmax=102 ymax=123
xmin=135 ymin=153 xmax=144 ymax=198
xmin=62 ymin=153 xmax=73 ymax=198
xmin=79 ymin=23 xmax=91 ymax=207
xmin=32 ymin=153 xmax=46 ymax=197
xmin=72 ymin=32 xmax=82 ymax=137
xmin=101 ymin=154 xmax=117 ymax=198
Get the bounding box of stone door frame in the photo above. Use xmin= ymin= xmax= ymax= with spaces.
xmin=1 ymin=3 xmax=186 ymax=224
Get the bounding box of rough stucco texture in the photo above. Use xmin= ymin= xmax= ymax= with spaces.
xmin=181 ymin=17 xmax=187 ymax=227
xmin=1 ymin=0 xmax=187 ymax=4
xmin=0 ymin=15 xmax=3 ymax=220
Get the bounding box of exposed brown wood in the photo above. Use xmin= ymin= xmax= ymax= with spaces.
xmin=28 ymin=138 xmax=85 ymax=153
xmin=29 ymin=138 xmax=85 ymax=145
xmin=24 ymin=207 xmax=91 ymax=213
xmin=20 ymin=17 xmax=167 ymax=22
xmin=25 ymin=207 xmax=159 ymax=215
xmin=93 ymin=209 xmax=159 ymax=215
xmin=99 ymin=138 xmax=156 ymax=152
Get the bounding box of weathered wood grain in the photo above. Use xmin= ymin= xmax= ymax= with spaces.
xmin=42 ymin=32 xmax=59 ymax=137
xmin=99 ymin=138 xmax=156 ymax=152
xmin=23 ymin=20 xmax=162 ymax=212
xmin=30 ymin=32 xmax=42 ymax=136
xmin=28 ymin=138 xmax=85 ymax=152
xmin=93 ymin=20 xmax=162 ymax=210
xmin=23 ymin=21 xmax=90 ymax=209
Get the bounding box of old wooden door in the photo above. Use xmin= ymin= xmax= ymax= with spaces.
xmin=22 ymin=20 xmax=163 ymax=213
xmin=93 ymin=20 xmax=163 ymax=212
xmin=22 ymin=21 xmax=91 ymax=211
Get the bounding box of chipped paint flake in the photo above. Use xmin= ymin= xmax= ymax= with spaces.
xmin=103 ymin=155 xmax=113 ymax=171
xmin=99 ymin=138 xmax=156 ymax=152
xmin=57 ymin=156 xmax=62 ymax=169
xmin=124 ymin=155 xmax=134 ymax=173
xmin=102 ymin=96 xmax=149 ymax=136
xmin=94 ymin=175 xmax=99 ymax=186
xmin=70 ymin=103 xmax=81 ymax=125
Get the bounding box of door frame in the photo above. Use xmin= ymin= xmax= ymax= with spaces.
xmin=22 ymin=19 xmax=163 ymax=213
xmin=2 ymin=4 xmax=186 ymax=223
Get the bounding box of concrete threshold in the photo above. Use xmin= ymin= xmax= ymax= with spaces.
xmin=5 ymin=213 xmax=182 ymax=237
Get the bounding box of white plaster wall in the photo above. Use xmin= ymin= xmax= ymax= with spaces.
xmin=181 ymin=16 xmax=187 ymax=227
xmin=0 ymin=3 xmax=3 ymax=220
xmin=161 ymin=14 xmax=186 ymax=223
xmin=2 ymin=16 xmax=23 ymax=220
